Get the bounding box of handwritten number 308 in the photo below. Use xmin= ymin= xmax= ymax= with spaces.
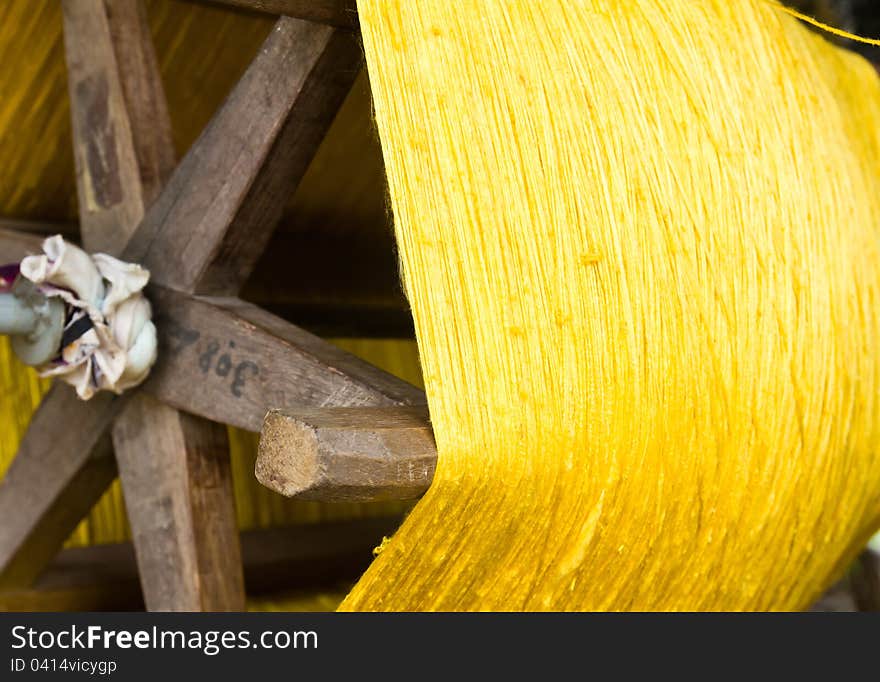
xmin=199 ymin=341 xmax=259 ymax=397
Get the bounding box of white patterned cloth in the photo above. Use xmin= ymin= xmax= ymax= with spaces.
xmin=19 ymin=236 xmax=157 ymax=400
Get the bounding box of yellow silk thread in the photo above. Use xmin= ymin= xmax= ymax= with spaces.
xmin=776 ymin=5 xmax=880 ymax=46
xmin=342 ymin=0 xmax=880 ymax=610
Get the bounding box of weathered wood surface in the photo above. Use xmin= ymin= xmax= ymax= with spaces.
xmin=0 ymin=387 xmax=121 ymax=588
xmin=257 ymin=406 xmax=435 ymax=502
xmin=62 ymin=0 xmax=151 ymax=254
xmin=113 ymin=395 xmax=243 ymax=611
xmin=67 ymin=0 xmax=246 ymax=612
xmin=0 ymin=0 xmax=248 ymax=611
xmin=104 ymin=0 xmax=176 ymax=207
xmin=0 ymin=516 xmax=404 ymax=612
xmin=0 ymin=0 xmax=399 ymax=612
xmin=0 ymin=6 xmax=402 ymax=324
xmin=0 ymin=225 xmax=423 ymax=432
xmin=146 ymin=290 xmax=425 ymax=432
xmin=122 ymin=17 xmax=363 ymax=296
xmin=195 ymin=0 xmax=358 ymax=28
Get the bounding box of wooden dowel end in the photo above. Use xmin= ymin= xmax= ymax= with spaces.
xmin=257 ymin=406 xmax=437 ymax=503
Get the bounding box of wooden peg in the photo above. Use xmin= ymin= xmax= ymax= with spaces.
xmin=257 ymin=406 xmax=437 ymax=502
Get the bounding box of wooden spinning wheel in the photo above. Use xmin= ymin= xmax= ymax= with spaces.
xmin=0 ymin=0 xmax=876 ymax=613
xmin=0 ymin=0 xmax=431 ymax=612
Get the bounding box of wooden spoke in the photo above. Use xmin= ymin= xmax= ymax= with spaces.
xmin=0 ymin=0 xmax=149 ymax=595
xmin=2 ymin=0 xmax=878 ymax=615
xmin=63 ymin=0 xmax=157 ymax=255
xmin=67 ymin=0 xmax=246 ymax=612
xmin=190 ymin=0 xmax=358 ymax=28
xmin=122 ymin=17 xmax=364 ymax=296
xmin=257 ymin=406 xmax=435 ymax=502
xmin=113 ymin=396 xmax=243 ymax=611
xmin=102 ymin=0 xmax=176 ymax=207
xmin=1 ymin=0 xmax=402 ymax=612
xmin=145 ymin=290 xmax=424 ymax=432
xmin=0 ymin=225 xmax=423 ymax=433
xmin=0 ymin=0 xmax=249 ymax=610
xmin=0 ymin=387 xmax=121 ymax=588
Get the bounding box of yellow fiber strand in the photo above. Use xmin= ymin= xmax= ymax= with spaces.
xmin=343 ymin=0 xmax=880 ymax=611
xmin=776 ymin=5 xmax=880 ymax=46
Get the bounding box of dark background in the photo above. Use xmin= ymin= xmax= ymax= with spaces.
xmin=787 ymin=0 xmax=880 ymax=63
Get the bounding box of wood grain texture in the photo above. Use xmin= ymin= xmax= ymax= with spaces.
xmin=257 ymin=406 xmax=435 ymax=502
xmin=0 ymin=386 xmax=121 ymax=588
xmin=63 ymin=0 xmax=246 ymax=612
xmin=0 ymin=3 xmax=404 ymax=319
xmin=122 ymin=17 xmax=364 ymax=296
xmin=105 ymin=0 xmax=176 ymax=206
xmin=146 ymin=289 xmax=425 ymax=432
xmin=193 ymin=0 xmax=358 ymax=28
xmin=0 ymin=0 xmax=398 ymax=608
xmin=62 ymin=0 xmax=149 ymax=254
xmin=0 ymin=1 xmax=274 ymax=221
xmin=113 ymin=395 xmax=244 ymax=611
xmin=178 ymin=409 xmax=244 ymax=610
xmin=15 ymin=0 xmax=249 ymax=612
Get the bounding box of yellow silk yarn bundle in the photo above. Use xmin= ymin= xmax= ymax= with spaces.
xmin=343 ymin=0 xmax=880 ymax=610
